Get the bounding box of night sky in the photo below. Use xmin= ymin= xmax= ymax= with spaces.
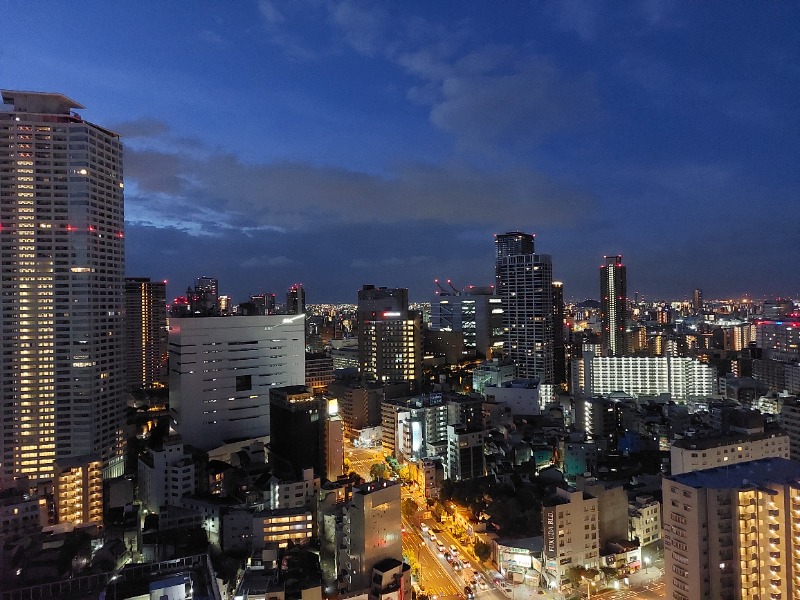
xmin=2 ymin=1 xmax=798 ymax=303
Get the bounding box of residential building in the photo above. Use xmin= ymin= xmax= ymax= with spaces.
xmin=138 ymin=437 xmax=204 ymax=513
xmin=628 ymin=495 xmax=661 ymax=548
xmin=0 ymin=90 xmax=126 ymax=487
xmin=600 ymin=255 xmax=627 ymax=357
xmin=572 ymin=353 xmax=716 ymax=400
xmin=268 ymin=468 xmax=320 ymax=511
xmin=663 ymin=458 xmax=800 ymax=600
xmin=670 ymin=428 xmax=789 ymax=475
xmin=368 ymin=558 xmax=411 ymax=600
xmin=168 ymin=314 xmax=305 ymax=451
xmin=123 ymin=277 xmax=167 ymax=391
xmin=253 ymin=506 xmax=314 ymax=550
xmin=494 ymin=232 xmax=554 ymax=382
xmin=54 ymin=453 xmax=103 ymax=525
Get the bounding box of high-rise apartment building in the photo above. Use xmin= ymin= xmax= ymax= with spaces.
xmin=552 ymin=281 xmax=566 ymax=385
xmin=494 ymin=232 xmax=554 ymax=382
xmin=357 ymin=286 xmax=421 ymax=391
xmin=664 ymin=458 xmax=800 ymax=600
xmin=123 ymin=277 xmax=167 ymax=391
xmin=600 ymin=255 xmax=627 ymax=357
xmin=0 ymin=90 xmax=126 ymax=487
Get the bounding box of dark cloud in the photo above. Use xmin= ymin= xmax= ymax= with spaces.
xmin=112 ymin=117 xmax=170 ymax=138
xmin=122 ymin=146 xmax=593 ymax=232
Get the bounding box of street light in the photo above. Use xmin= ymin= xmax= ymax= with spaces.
xmin=581 ymin=577 xmax=594 ymax=599
xmin=644 ymin=556 xmax=651 ymax=574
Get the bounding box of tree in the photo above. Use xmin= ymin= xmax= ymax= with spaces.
xmin=402 ymin=497 xmax=419 ymax=520
xmin=473 ymin=540 xmax=491 ymax=563
xmin=370 ymin=462 xmax=390 ymax=481
xmin=600 ymin=566 xmax=617 ymax=581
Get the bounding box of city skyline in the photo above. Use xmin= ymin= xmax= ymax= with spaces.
xmin=1 ymin=2 xmax=798 ymax=303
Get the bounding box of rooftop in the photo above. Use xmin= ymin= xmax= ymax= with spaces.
xmin=669 ymin=457 xmax=800 ymax=489
xmin=672 ymin=427 xmax=786 ymax=450
xmin=2 ymin=90 xmax=84 ymax=113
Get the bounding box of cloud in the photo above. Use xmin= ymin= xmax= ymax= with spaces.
xmin=122 ymin=145 xmax=593 ymax=234
xmin=429 ymin=58 xmax=600 ymax=146
xmin=543 ymin=1 xmax=599 ymax=41
xmin=112 ymin=118 xmax=170 ymax=138
xmin=240 ymin=255 xmax=297 ymax=269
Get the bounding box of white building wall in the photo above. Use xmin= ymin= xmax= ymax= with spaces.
xmin=169 ymin=315 xmax=305 ymax=451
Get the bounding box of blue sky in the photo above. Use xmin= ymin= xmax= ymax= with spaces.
xmin=2 ymin=1 xmax=798 ymax=303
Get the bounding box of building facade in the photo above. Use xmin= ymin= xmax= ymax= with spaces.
xmin=357 ymin=285 xmax=422 ymax=391
xmin=494 ymin=232 xmax=554 ymax=383
xmin=664 ymin=458 xmax=800 ymax=600
xmin=168 ymin=315 xmax=305 ymax=451
xmin=123 ymin=277 xmax=167 ymax=391
xmin=600 ymin=255 xmax=627 ymax=357
xmin=0 ymin=90 xmax=126 ymax=487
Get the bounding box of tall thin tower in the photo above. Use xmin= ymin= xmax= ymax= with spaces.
xmin=124 ymin=277 xmax=167 ymax=391
xmin=600 ymin=255 xmax=627 ymax=356
xmin=494 ymin=232 xmax=554 ymax=383
xmin=0 ymin=91 xmax=125 ymax=487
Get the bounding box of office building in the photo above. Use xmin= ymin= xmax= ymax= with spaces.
xmin=693 ymin=288 xmax=703 ymax=313
xmin=341 ymin=480 xmax=402 ymax=591
xmin=541 ymin=487 xmax=599 ymax=588
xmin=286 ymin=283 xmax=305 ymax=315
xmin=357 ymin=286 xmax=422 ymax=391
xmin=269 ymin=386 xmax=322 ymax=478
xmin=137 ymin=437 xmax=204 ymax=513
xmin=430 ymin=285 xmax=503 ymax=359
xmin=446 ymin=425 xmax=485 ymax=481
xmin=54 ymin=453 xmax=103 ymax=525
xmin=664 ymin=458 xmax=800 ymax=600
xmin=0 ymin=90 xmax=126 ymax=487
xmin=472 ymin=358 xmax=515 ymax=395
xmin=123 ymin=277 xmax=167 ymax=391
xmin=169 ymin=315 xmax=305 ymax=451
xmin=494 ymin=232 xmax=554 ymax=382
xmin=600 ymin=255 xmax=627 ymax=357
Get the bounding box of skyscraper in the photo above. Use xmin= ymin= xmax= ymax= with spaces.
xmin=286 ymin=283 xmax=306 ymax=315
xmin=123 ymin=277 xmax=167 ymax=391
xmin=0 ymin=91 xmax=125 ymax=487
xmin=600 ymin=255 xmax=627 ymax=357
xmin=552 ymin=281 xmax=566 ymax=385
xmin=494 ymin=232 xmax=554 ymax=382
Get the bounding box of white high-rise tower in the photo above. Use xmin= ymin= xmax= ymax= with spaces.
xmin=0 ymin=91 xmax=125 ymax=488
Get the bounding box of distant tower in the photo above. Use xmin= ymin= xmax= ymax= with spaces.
xmin=124 ymin=277 xmax=167 ymax=391
xmin=552 ymin=281 xmax=566 ymax=385
xmin=600 ymin=255 xmax=627 ymax=357
xmin=287 ymin=283 xmax=306 ymax=315
xmin=494 ymin=232 xmax=554 ymax=382
xmin=0 ymin=90 xmax=126 ymax=487
xmin=693 ymin=288 xmax=703 ymax=314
